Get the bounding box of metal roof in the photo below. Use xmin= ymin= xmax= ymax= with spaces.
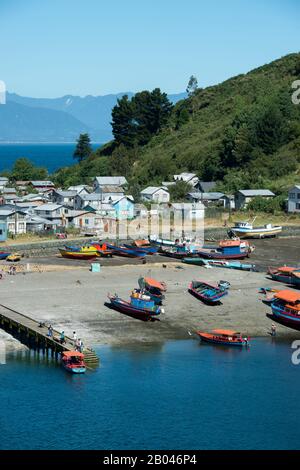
xmin=34 ymin=203 xmax=63 ymax=211
xmin=95 ymin=176 xmax=127 ymax=186
xmin=238 ymin=189 xmax=275 ymax=197
xmin=141 ymin=186 xmax=169 ymax=195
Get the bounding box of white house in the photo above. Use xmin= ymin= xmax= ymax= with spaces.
xmin=170 ymin=203 xmax=205 ymax=220
xmin=34 ymin=203 xmax=72 ymax=228
xmin=94 ymin=176 xmax=127 ymax=193
xmin=68 ymin=185 xmax=90 ymax=196
xmin=174 ymin=172 xmax=199 ymax=187
xmin=75 ymin=193 xmax=106 ymax=210
xmin=235 ymin=189 xmax=275 ymax=210
xmin=140 ymin=187 xmax=170 ymax=203
xmin=288 ymin=185 xmax=300 ymax=213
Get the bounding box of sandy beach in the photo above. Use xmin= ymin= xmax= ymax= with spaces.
xmin=1 ymin=245 xmax=300 ymax=351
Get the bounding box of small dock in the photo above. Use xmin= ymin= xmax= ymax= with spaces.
xmin=0 ymin=304 xmax=99 ymax=366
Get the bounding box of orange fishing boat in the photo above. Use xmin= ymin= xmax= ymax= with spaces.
xmin=196 ymin=329 xmax=250 ymax=347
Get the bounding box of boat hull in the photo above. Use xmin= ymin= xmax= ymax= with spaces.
xmin=59 ymin=249 xmax=98 ymax=260
xmin=189 ymin=282 xmax=228 ymax=304
xmin=197 ymin=333 xmax=247 ymax=347
xmin=197 ymin=250 xmax=249 ymax=260
xmin=271 ymin=303 xmax=300 ymax=326
xmin=268 ymin=272 xmax=300 ymax=287
xmin=62 ymin=364 xmax=86 ymax=374
xmin=0 ymin=252 xmax=11 ymax=260
xmin=232 ymin=227 xmax=282 ymax=239
xmin=108 ymin=296 xmax=160 ymax=318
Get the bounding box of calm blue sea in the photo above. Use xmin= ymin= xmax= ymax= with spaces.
xmin=0 ymin=143 xmax=102 ymax=174
xmin=0 ymin=338 xmax=299 ymax=450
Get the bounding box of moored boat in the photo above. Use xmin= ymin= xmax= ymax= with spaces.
xmin=231 ymin=220 xmax=282 ymax=239
xmin=267 ymin=266 xmax=300 ymax=287
xmin=107 ymin=290 xmax=163 ymax=319
xmin=61 ymin=351 xmax=86 ymax=374
xmin=196 ymin=329 xmax=250 ymax=347
xmin=188 ymin=280 xmax=229 ymax=304
xmin=269 ymin=290 xmax=300 ymax=328
xmin=123 ymin=243 xmax=158 ymax=255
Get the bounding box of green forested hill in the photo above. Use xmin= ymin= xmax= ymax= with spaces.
xmin=53 ymin=53 xmax=300 ymax=195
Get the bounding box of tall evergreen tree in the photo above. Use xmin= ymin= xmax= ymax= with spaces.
xmin=186 ymin=75 xmax=198 ymax=96
xmin=73 ymin=133 xmax=92 ymax=162
xmin=111 ymin=95 xmax=137 ymax=147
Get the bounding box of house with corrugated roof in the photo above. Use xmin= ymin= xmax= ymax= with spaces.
xmin=235 ymin=189 xmax=275 ymax=210
xmin=173 ymin=172 xmax=199 ymax=187
xmin=94 ymin=176 xmax=127 ymax=193
xmin=0 ymin=208 xmax=27 ymax=235
xmin=140 ymin=186 xmax=170 ymax=203
xmin=288 ymin=185 xmax=300 ymax=213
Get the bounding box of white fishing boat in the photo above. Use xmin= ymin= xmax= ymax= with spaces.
xmin=231 ymin=218 xmax=282 ymax=239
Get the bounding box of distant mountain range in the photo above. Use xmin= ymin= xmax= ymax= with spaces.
xmin=0 ymin=91 xmax=187 ymax=143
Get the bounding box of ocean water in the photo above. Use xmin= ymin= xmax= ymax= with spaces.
xmin=0 ymin=143 xmax=102 ymax=174
xmin=0 ymin=338 xmax=299 ymax=450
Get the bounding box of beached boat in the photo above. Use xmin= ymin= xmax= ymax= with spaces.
xmin=137 ymin=276 xmax=167 ymax=305
xmin=231 ymin=220 xmax=282 ymax=239
xmin=267 ymin=266 xmax=300 ymax=287
xmin=106 ymin=243 xmax=146 ymax=258
xmin=269 ymin=290 xmax=300 ymax=327
xmin=188 ymin=280 xmax=229 ymax=304
xmin=61 ymin=351 xmax=86 ymax=374
xmin=59 ymin=249 xmax=98 ymax=260
xmin=0 ymin=252 xmax=11 ymax=260
xmin=182 ymin=258 xmax=256 ymax=271
xmin=6 ymin=253 xmax=22 ymax=262
xmin=197 ymin=239 xmax=253 ymax=260
xmin=196 ymin=329 xmax=250 ymax=347
xmin=149 ymin=236 xmax=178 ymax=247
xmin=107 ymin=291 xmax=163 ymax=319
xmin=123 ymin=244 xmax=158 ymax=255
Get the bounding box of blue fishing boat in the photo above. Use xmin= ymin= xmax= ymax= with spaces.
xmin=269 ymin=290 xmax=300 ymax=328
xmin=267 ymin=266 xmax=300 ymax=287
xmin=182 ymin=258 xmax=256 ymax=271
xmin=197 ymin=239 xmax=253 ymax=260
xmin=123 ymin=244 xmax=158 ymax=255
xmin=107 ymin=291 xmax=163 ymax=319
xmin=137 ymin=276 xmax=167 ymax=305
xmin=0 ymin=252 xmax=11 ymax=260
xmin=188 ymin=280 xmax=229 ymax=304
xmin=196 ymin=330 xmax=250 ymax=347
xmin=106 ymin=243 xmax=146 ymax=258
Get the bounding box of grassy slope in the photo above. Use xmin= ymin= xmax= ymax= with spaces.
xmin=132 ymin=53 xmax=300 ymax=188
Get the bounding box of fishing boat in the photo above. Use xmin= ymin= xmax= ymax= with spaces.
xmin=6 ymin=253 xmax=22 ymax=262
xmin=106 ymin=243 xmax=146 ymax=258
xmin=0 ymin=252 xmax=11 ymax=260
xmin=59 ymin=248 xmax=98 ymax=260
xmin=197 ymin=239 xmax=253 ymax=260
xmin=149 ymin=235 xmax=178 ymax=247
xmin=231 ymin=220 xmax=282 ymax=239
xmin=123 ymin=244 xmax=158 ymax=255
xmin=196 ymin=329 xmax=250 ymax=347
xmin=182 ymin=258 xmax=256 ymax=271
xmin=107 ymin=291 xmax=163 ymax=319
xmin=90 ymin=242 xmax=113 ymax=257
xmin=61 ymin=351 xmax=86 ymax=374
xmin=137 ymin=276 xmax=167 ymax=305
xmin=267 ymin=266 xmax=300 ymax=287
xmin=269 ymin=290 xmax=300 ymax=328
xmin=188 ymin=280 xmax=229 ymax=304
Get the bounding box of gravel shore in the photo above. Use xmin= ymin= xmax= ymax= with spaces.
xmin=1 ymin=257 xmax=300 ymax=351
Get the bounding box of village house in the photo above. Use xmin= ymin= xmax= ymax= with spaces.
xmin=33 ymin=203 xmax=73 ymax=228
xmin=68 ymin=185 xmax=91 ymax=196
xmin=140 ymin=186 xmax=170 ymax=203
xmin=235 ymin=189 xmax=275 ymax=210
xmin=1 ymin=187 xmax=18 ymax=204
xmin=50 ymin=190 xmax=78 ymax=208
xmin=288 ymin=185 xmax=300 ymax=213
xmin=187 ymin=191 xmax=226 ymax=207
xmin=169 ymin=202 xmax=205 ymax=221
xmin=197 ymin=181 xmax=216 ymax=193
xmin=0 ymin=208 xmax=27 ymax=235
xmin=134 ymin=204 xmax=148 ymax=219
xmin=75 ymin=193 xmax=106 ymax=211
xmin=94 ymin=176 xmax=127 ymax=193
xmin=0 ymin=221 xmax=7 ymax=242
xmin=30 ymin=180 xmax=55 ymax=192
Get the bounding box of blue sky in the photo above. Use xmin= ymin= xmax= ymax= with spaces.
xmin=0 ymin=0 xmax=299 ymax=97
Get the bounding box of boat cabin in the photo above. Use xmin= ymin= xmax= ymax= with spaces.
xmin=274 ymin=291 xmax=300 ymax=313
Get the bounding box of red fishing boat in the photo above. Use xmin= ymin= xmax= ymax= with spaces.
xmin=196 ymin=329 xmax=250 ymax=347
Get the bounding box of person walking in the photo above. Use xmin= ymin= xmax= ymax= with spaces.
xmin=47 ymin=325 xmax=53 ymax=338
xmin=60 ymin=331 xmax=65 ymax=344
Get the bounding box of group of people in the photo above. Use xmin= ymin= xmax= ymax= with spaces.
xmin=46 ymin=326 xmax=84 ymax=351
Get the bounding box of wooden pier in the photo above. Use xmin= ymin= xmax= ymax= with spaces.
xmin=0 ymin=304 xmax=99 ymax=366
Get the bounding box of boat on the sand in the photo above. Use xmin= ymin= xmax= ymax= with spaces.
xmin=231 ymin=220 xmax=282 ymax=239
xmin=107 ymin=290 xmax=163 ymax=319
xmin=182 ymin=258 xmax=256 ymax=271
xmin=268 ymin=290 xmax=300 ymax=328
xmin=188 ymin=280 xmax=229 ymax=304
xmin=59 ymin=249 xmax=98 ymax=260
xmin=196 ymin=239 xmax=253 ymax=260
xmin=196 ymin=329 xmax=250 ymax=347
xmin=267 ymin=266 xmax=300 ymax=287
